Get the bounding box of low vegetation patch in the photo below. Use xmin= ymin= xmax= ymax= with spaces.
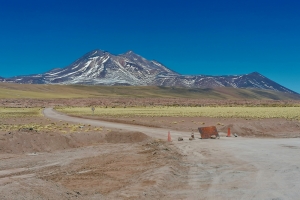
xmin=0 ymin=107 xmax=42 ymax=118
xmin=57 ymin=106 xmax=300 ymax=120
xmin=0 ymin=107 xmax=103 ymax=133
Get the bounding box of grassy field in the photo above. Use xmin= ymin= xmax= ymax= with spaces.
xmin=0 ymin=107 xmax=102 ymax=133
xmin=57 ymin=106 xmax=300 ymax=120
xmin=0 ymin=83 xmax=299 ymax=100
xmin=0 ymin=107 xmax=42 ymax=118
xmin=0 ymin=121 xmax=102 ymax=133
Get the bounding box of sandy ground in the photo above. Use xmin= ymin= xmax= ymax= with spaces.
xmin=1 ymin=108 xmax=300 ymax=199
xmin=76 ymin=115 xmax=300 ymax=138
xmin=0 ymin=139 xmax=186 ymax=199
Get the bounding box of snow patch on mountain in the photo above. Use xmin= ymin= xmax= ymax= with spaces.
xmin=0 ymin=49 xmax=297 ymax=94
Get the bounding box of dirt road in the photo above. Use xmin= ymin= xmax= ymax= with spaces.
xmin=1 ymin=108 xmax=300 ymax=199
xmin=43 ymin=108 xmax=191 ymax=140
xmin=44 ymin=109 xmax=300 ymax=200
xmin=42 ymin=108 xmax=300 ymax=199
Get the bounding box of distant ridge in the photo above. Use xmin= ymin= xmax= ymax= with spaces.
xmin=0 ymin=83 xmax=299 ymax=100
xmin=1 ymin=49 xmax=298 ymax=95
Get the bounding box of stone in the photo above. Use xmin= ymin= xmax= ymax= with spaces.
xmin=178 ymin=137 xmax=183 ymax=141
xmin=189 ymin=137 xmax=193 ymax=140
xmin=234 ymin=133 xmax=238 ymax=137
xmin=198 ymin=126 xmax=219 ymax=139
xmin=210 ymin=135 xmax=217 ymax=139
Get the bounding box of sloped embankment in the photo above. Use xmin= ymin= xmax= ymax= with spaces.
xmin=0 ymin=129 xmax=150 ymax=154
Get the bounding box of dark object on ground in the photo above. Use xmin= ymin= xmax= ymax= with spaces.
xmin=198 ymin=126 xmax=220 ymax=139
xmin=178 ymin=137 xmax=183 ymax=141
xmin=234 ymin=133 xmax=238 ymax=137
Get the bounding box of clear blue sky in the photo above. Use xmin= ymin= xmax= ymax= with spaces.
xmin=1 ymin=0 xmax=300 ymax=92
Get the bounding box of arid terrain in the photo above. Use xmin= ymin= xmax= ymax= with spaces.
xmin=1 ymin=85 xmax=300 ymax=199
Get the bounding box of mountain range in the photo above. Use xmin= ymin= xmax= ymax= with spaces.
xmin=1 ymin=49 xmax=297 ymax=94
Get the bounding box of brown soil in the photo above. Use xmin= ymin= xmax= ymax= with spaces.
xmin=105 ymin=131 xmax=149 ymax=143
xmin=81 ymin=115 xmax=300 ymax=138
xmin=1 ymin=99 xmax=300 ymax=199
xmin=0 ymin=113 xmax=152 ymax=154
xmin=0 ymin=129 xmax=151 ymax=154
xmin=0 ymin=138 xmax=186 ymax=199
xmin=0 ymin=114 xmax=187 ymax=199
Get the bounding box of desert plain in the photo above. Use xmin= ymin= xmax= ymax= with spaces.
xmin=1 ymin=84 xmax=300 ymax=199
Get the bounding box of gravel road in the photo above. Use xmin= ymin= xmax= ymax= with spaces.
xmin=43 ymin=108 xmax=190 ymax=140
xmin=44 ymin=108 xmax=300 ymax=200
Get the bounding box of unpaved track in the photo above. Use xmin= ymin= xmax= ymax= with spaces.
xmin=44 ymin=108 xmax=300 ymax=199
xmin=43 ymin=108 xmax=191 ymax=140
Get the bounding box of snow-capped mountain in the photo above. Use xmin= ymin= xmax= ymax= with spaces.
xmin=2 ymin=49 xmax=297 ymax=94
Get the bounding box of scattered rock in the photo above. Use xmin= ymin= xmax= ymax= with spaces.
xmin=189 ymin=137 xmax=194 ymax=140
xmin=191 ymin=133 xmax=194 ymax=139
xmin=178 ymin=137 xmax=183 ymax=141
xmin=234 ymin=133 xmax=238 ymax=137
xmin=211 ymin=135 xmax=217 ymax=139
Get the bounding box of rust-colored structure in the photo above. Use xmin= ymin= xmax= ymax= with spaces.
xmin=227 ymin=127 xmax=231 ymax=137
xmin=198 ymin=126 xmax=219 ymax=139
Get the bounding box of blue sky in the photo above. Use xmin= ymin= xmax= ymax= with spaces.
xmin=1 ymin=0 xmax=300 ymax=92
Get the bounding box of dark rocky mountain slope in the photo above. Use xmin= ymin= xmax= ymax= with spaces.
xmin=2 ymin=49 xmax=297 ymax=94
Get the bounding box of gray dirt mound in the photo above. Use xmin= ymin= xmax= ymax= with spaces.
xmin=0 ymin=130 xmax=149 ymax=154
xmin=0 ymin=131 xmax=105 ymax=154
xmin=105 ymin=131 xmax=149 ymax=143
xmin=0 ymin=131 xmax=76 ymax=154
xmin=221 ymin=124 xmax=250 ymax=136
xmin=219 ymin=119 xmax=300 ymax=138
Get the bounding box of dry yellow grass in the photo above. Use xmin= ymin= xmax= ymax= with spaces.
xmin=1 ymin=82 xmax=299 ymax=100
xmin=57 ymin=106 xmax=300 ymax=120
xmin=0 ymin=107 xmax=98 ymax=133
xmin=0 ymin=107 xmax=42 ymax=118
xmin=0 ymin=121 xmax=94 ymax=133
